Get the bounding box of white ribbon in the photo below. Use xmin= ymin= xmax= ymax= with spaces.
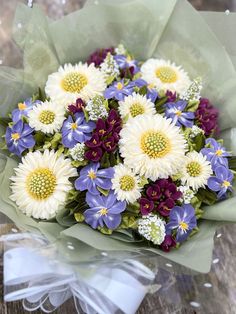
xmin=1 ymin=234 xmax=155 ymax=314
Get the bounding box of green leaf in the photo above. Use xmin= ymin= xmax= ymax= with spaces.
xmin=97 ymin=226 xmax=113 ymax=235
xmin=82 ymin=107 xmax=90 ymax=122
xmin=106 ymin=75 xmax=116 ymax=85
xmin=228 ymin=156 xmax=236 ymax=171
xmin=100 ymin=152 xmax=110 ymax=168
xmin=74 ymin=212 xmax=85 ymax=222
xmin=97 ymin=186 xmax=109 ymax=196
xmin=71 ymin=159 xmax=88 ymax=168
xmin=126 ymin=202 xmax=140 ymax=214
xmin=196 ymin=188 xmax=217 ymax=205
xmin=186 ymin=100 xmax=200 ymax=112
xmin=139 ymin=85 xmax=147 ymax=96
xmin=155 ymin=96 xmax=167 ymax=114
xmin=119 ymin=215 xmax=138 ymax=229
xmin=0 ymin=117 xmax=11 ymax=127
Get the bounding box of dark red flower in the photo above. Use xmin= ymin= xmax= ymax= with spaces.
xmin=160 ymin=235 xmax=176 ymax=252
xmin=68 ymin=98 xmax=85 ymax=114
xmin=146 ymin=185 xmax=160 ymax=201
xmin=85 ymin=134 xmax=101 ymax=148
xmin=139 ymin=198 xmax=154 ymax=215
xmin=157 ymin=199 xmax=175 ymax=217
xmin=107 ymin=109 xmax=121 ymax=128
xmin=102 ymin=136 xmax=117 ymax=153
xmin=87 ymin=47 xmax=115 ymax=66
xmin=141 ymin=178 xmax=182 ymax=218
xmin=195 ymin=98 xmax=219 ymax=136
xmin=84 ymin=147 xmax=103 ymax=162
xmin=166 ymin=90 xmax=177 ymax=102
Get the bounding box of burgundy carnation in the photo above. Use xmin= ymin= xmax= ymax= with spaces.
xmin=195 ymin=98 xmax=219 ymax=136
xmin=160 ymin=235 xmax=176 ymax=252
xmin=87 ymin=47 xmax=115 ymax=66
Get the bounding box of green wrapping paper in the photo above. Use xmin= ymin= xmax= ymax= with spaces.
xmin=0 ymin=0 xmax=236 ymax=273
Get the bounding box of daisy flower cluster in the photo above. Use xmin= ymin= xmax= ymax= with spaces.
xmin=3 ymin=45 xmax=235 ymax=252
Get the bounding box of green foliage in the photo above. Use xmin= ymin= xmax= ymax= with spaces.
xmin=98 ymin=226 xmax=113 ymax=235
xmin=119 ymin=214 xmax=138 ymax=229
xmin=155 ymin=96 xmax=168 ymax=114
xmin=0 ymin=117 xmax=11 ymax=128
xmin=228 ymin=156 xmax=236 ymax=171
xmin=186 ymin=100 xmax=200 ymax=112
xmin=184 ymin=128 xmax=205 ymax=152
xmin=196 ymin=188 xmax=217 ymax=206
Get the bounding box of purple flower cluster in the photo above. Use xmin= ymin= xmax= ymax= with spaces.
xmin=87 ymin=47 xmax=115 ymax=66
xmin=165 ymin=100 xmax=195 ymax=128
xmin=68 ymin=98 xmax=85 ymax=114
xmin=166 ymin=204 xmax=197 ymax=243
xmin=104 ymin=79 xmax=135 ymax=101
xmin=195 ymin=98 xmax=219 ymax=136
xmin=75 ymin=162 xmax=114 ymax=195
xmin=139 ymin=178 xmax=182 ymax=217
xmin=84 ymin=191 xmax=126 ymax=230
xmin=62 ymin=112 xmax=95 ymax=148
xmin=134 ymin=78 xmax=159 ymax=103
xmin=85 ymin=109 xmax=122 ymax=162
xmin=5 ymin=120 xmax=35 ymax=157
xmin=201 ymin=138 xmax=233 ymax=198
xmin=12 ymin=98 xmax=41 ymax=123
xmin=114 ymin=54 xmax=140 ymax=76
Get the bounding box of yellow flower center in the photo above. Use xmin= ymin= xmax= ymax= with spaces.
xmin=87 ymin=170 xmax=97 ymax=180
xmin=126 ymin=55 xmax=132 ymax=62
xmin=155 ymin=66 xmax=178 ymax=83
xmin=129 ymin=103 xmax=145 ymax=118
xmin=117 ymin=82 xmax=123 ymax=90
xmin=222 ymin=180 xmax=230 ymax=188
xmin=148 ymin=83 xmax=155 ymax=89
xmin=99 ymin=207 xmax=108 ymax=216
xmin=61 ymin=72 xmax=88 ymax=93
xmin=175 ymin=110 xmax=182 ymax=116
xmin=26 ymin=168 xmax=56 ymax=200
xmin=38 ymin=110 xmax=55 ymax=125
xmin=71 ymin=123 xmax=77 ymax=130
xmin=140 ymin=131 xmax=171 ymax=159
xmin=179 ymin=221 xmax=189 ymax=231
xmin=119 ymin=175 xmax=135 ymax=191
xmin=215 ymin=149 xmax=223 ymax=156
xmin=11 ymin=133 xmax=20 ymax=141
xmin=186 ymin=161 xmax=202 ymax=177
xmin=18 ymin=102 xmax=27 ymax=111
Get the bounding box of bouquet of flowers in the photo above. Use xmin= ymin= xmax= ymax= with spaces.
xmin=3 ymin=44 xmax=235 ymax=250
xmin=1 ymin=0 xmax=236 ymax=313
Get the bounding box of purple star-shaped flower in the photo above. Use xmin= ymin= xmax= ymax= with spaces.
xmin=5 ymin=120 xmax=35 ymax=157
xmin=201 ymin=138 xmax=230 ymax=170
xmin=75 ymin=162 xmax=114 ymax=195
xmin=133 ymin=78 xmax=158 ymax=103
xmin=165 ymin=100 xmax=195 ymax=128
xmin=166 ymin=204 xmax=197 ymax=243
xmin=114 ymin=54 xmax=139 ymax=74
xmin=208 ymin=165 xmax=233 ymax=199
xmin=12 ymin=98 xmax=41 ymax=123
xmin=61 ymin=112 xmax=95 ymax=148
xmin=84 ymin=191 xmax=126 ymax=229
xmin=104 ymin=79 xmax=134 ymax=101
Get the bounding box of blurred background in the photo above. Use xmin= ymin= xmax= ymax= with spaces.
xmin=0 ymin=0 xmax=236 ymax=67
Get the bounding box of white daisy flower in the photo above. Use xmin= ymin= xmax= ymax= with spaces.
xmin=181 ymin=151 xmax=212 ymax=190
xmin=10 ymin=150 xmax=77 ymax=220
xmin=119 ymin=114 xmax=186 ymax=181
xmin=118 ymin=93 xmax=156 ymax=120
xmin=28 ymin=101 xmax=65 ymax=134
xmin=138 ymin=214 xmax=166 ymax=245
xmin=45 ymin=63 xmax=106 ymax=107
xmin=141 ymin=58 xmax=191 ymax=95
xmin=111 ymin=164 xmax=141 ymax=203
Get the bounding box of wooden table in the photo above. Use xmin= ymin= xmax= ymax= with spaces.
xmin=1 ymin=220 xmax=236 ymax=314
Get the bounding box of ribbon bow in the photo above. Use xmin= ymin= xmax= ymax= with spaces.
xmin=1 ymin=233 xmax=155 ymax=314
